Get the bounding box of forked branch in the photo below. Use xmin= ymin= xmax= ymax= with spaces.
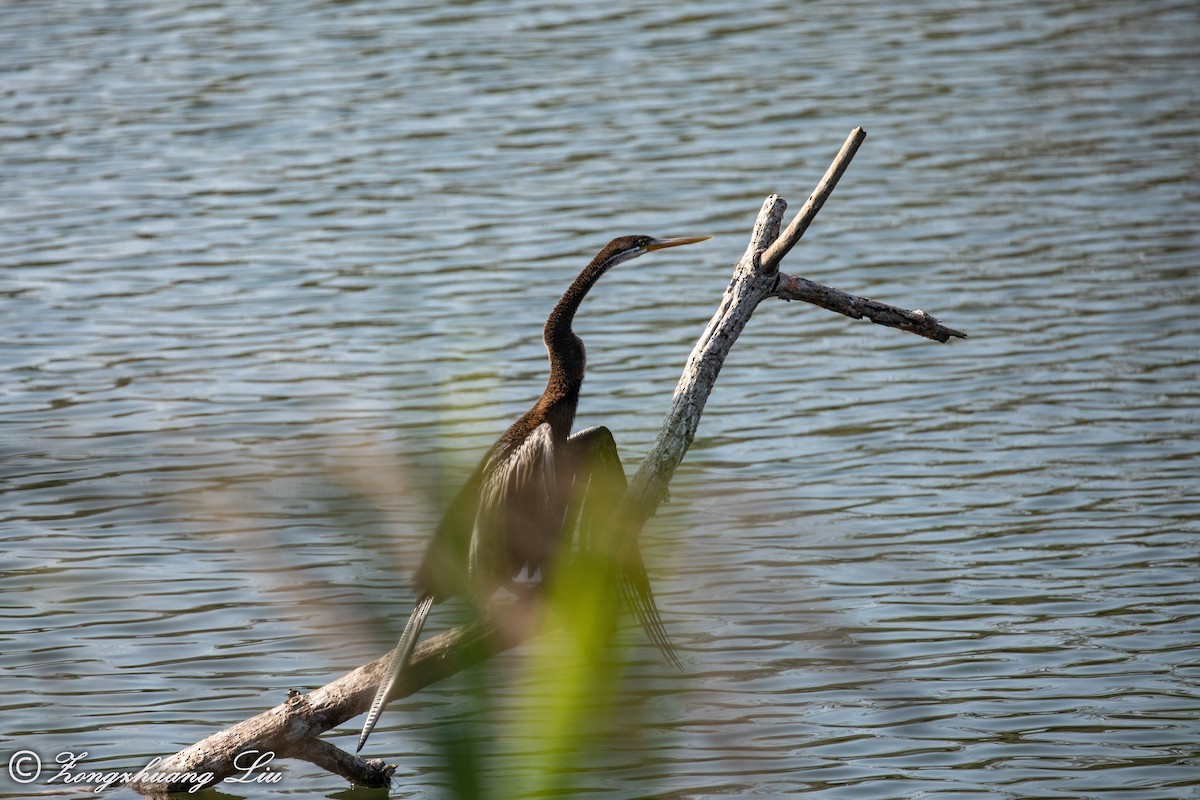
xmin=133 ymin=127 xmax=964 ymax=795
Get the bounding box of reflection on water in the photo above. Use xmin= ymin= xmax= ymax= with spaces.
xmin=2 ymin=0 xmax=1198 ymax=797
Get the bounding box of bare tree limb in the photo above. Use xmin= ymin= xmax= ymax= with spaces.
xmin=133 ymin=128 xmax=964 ymax=795
xmin=620 ymin=194 xmax=789 ymax=524
xmin=772 ymin=273 xmax=967 ymax=342
xmin=132 ymin=601 xmax=545 ymax=794
xmin=759 ymin=127 xmax=866 ymax=274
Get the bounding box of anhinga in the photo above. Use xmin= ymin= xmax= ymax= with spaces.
xmin=358 ymin=234 xmax=710 ymax=753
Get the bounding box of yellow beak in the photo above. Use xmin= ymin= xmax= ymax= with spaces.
xmin=646 ymin=235 xmax=712 ymax=251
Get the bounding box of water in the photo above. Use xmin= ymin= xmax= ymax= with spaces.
xmin=3 ymin=0 xmax=1198 ymax=797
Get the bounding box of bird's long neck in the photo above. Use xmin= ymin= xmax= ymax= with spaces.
xmin=540 ymin=249 xmax=619 ymax=413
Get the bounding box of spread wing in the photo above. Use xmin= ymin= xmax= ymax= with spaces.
xmin=570 ymin=425 xmax=680 ymax=668
xmin=471 ymin=421 xmax=558 ymax=590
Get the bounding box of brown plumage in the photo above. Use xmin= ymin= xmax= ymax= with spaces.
xmin=358 ymin=234 xmax=709 ymax=753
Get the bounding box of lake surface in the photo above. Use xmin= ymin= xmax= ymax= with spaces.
xmin=2 ymin=1 xmax=1198 ymax=797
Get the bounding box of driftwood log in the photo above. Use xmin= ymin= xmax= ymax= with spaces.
xmin=132 ymin=127 xmax=964 ymax=795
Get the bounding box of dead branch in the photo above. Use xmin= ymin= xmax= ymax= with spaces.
xmin=131 ymin=601 xmax=545 ymax=794
xmin=133 ymin=127 xmax=964 ymax=795
xmin=759 ymin=127 xmax=866 ymax=274
xmin=773 ymin=273 xmax=967 ymax=342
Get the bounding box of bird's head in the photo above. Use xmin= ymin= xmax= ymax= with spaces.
xmin=599 ymin=234 xmax=712 ymax=269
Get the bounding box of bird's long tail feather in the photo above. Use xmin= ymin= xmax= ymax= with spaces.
xmin=357 ymin=594 xmax=434 ymax=753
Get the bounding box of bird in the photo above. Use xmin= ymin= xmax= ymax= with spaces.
xmin=357 ymin=234 xmax=710 ymax=753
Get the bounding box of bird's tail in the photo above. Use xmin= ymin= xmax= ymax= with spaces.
xmin=357 ymin=594 xmax=435 ymax=753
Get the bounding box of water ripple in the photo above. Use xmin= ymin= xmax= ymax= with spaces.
xmin=3 ymin=0 xmax=1199 ymax=797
